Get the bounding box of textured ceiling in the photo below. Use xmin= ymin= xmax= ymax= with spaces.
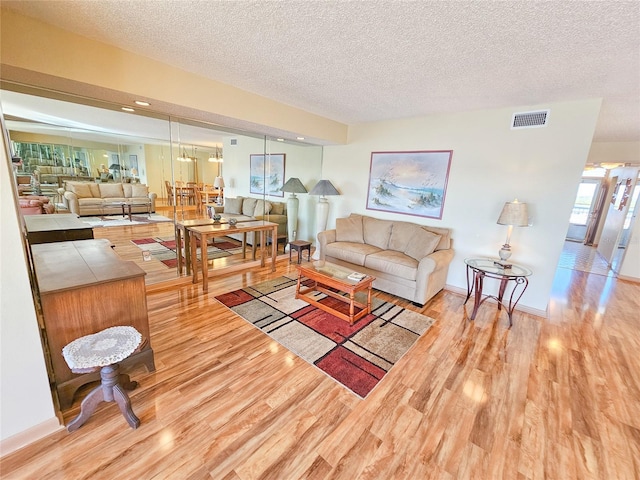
xmin=3 ymin=0 xmax=640 ymax=142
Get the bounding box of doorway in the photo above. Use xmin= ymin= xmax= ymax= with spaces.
xmin=566 ymin=178 xmax=603 ymax=244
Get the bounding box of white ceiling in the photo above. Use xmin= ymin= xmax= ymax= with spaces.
xmin=3 ymin=0 xmax=640 ymax=143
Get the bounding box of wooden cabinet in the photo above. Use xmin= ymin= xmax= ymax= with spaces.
xmin=31 ymin=239 xmax=155 ymax=410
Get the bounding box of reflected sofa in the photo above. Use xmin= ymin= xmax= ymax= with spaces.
xmin=317 ymin=214 xmax=454 ymax=306
xmin=211 ymin=196 xmax=287 ymax=245
xmin=62 ymin=181 xmax=157 ymax=216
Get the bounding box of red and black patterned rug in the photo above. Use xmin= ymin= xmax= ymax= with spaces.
xmin=131 ymin=236 xmax=243 ymax=268
xmin=215 ymin=275 xmax=436 ymax=398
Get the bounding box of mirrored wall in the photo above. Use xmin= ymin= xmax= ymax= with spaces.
xmin=2 ymin=84 xmax=323 ymax=284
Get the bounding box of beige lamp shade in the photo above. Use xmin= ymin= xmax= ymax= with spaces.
xmin=497 ymin=199 xmax=529 ymax=226
xmin=214 ymin=176 xmax=225 ymax=189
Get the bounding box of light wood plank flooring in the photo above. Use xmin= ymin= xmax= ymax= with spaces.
xmin=2 ymin=212 xmax=639 ymax=479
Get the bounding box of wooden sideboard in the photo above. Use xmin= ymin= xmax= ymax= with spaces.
xmin=24 ymin=213 xmax=94 ymax=244
xmin=31 ymin=239 xmax=155 ymax=410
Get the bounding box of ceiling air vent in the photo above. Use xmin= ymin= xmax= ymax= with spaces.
xmin=511 ymin=109 xmax=550 ymax=129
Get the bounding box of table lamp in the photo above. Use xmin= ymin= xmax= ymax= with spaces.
xmin=213 ymin=176 xmax=225 ymax=204
xmin=496 ymin=199 xmax=529 ymax=268
xmin=280 ymin=177 xmax=308 ymax=242
xmin=308 ymin=179 xmax=340 ymax=259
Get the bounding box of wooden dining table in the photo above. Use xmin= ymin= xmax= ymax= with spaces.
xmin=196 ymin=188 xmax=221 ymax=213
xmin=189 ymin=220 xmax=278 ymax=292
xmin=174 ymin=185 xmax=195 ymax=205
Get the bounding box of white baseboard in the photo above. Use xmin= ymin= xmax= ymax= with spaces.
xmin=444 ymin=284 xmax=549 ymax=319
xmin=0 ymin=417 xmax=62 ymax=458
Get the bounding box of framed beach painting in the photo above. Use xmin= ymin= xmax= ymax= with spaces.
xmin=249 ymin=153 xmax=285 ymax=197
xmin=366 ymin=150 xmax=453 ymax=219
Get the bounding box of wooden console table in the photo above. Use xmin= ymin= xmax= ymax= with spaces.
xmin=31 ymin=239 xmax=155 ymax=410
xmin=189 ymin=220 xmax=278 ymax=292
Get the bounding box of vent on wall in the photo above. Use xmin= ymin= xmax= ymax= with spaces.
xmin=511 ymin=109 xmax=550 ymax=129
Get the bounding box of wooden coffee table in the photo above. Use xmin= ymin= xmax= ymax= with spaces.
xmin=295 ymin=261 xmax=375 ymax=325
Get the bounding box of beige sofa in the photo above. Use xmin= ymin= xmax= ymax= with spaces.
xmin=211 ymin=196 xmax=287 ymax=245
xmin=63 ymin=181 xmax=157 ymax=216
xmin=317 ymin=214 xmax=454 ymax=306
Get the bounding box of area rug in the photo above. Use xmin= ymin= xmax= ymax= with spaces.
xmin=82 ymin=214 xmax=173 ymax=228
xmin=131 ymin=236 xmax=243 ymax=268
xmin=215 ymin=275 xmax=435 ymax=398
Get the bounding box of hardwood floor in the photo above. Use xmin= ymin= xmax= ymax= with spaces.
xmin=2 ymin=211 xmax=639 ymax=479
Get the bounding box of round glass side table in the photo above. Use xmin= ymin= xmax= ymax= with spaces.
xmin=464 ymin=258 xmax=532 ymax=326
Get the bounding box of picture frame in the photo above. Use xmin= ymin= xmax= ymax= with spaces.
xmin=366 ymin=150 xmax=453 ymax=219
xmin=249 ymin=153 xmax=285 ymax=197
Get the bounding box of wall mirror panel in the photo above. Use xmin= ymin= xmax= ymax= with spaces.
xmin=2 ymin=85 xmax=323 ymax=285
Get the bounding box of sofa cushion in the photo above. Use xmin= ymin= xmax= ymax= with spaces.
xmin=79 ymin=197 xmax=111 ymax=206
xmin=325 ymin=242 xmax=381 ymax=267
xmin=130 ymin=184 xmax=149 ymax=198
xmin=68 ymin=182 xmax=94 ymax=198
xmin=422 ymin=226 xmax=451 ymax=251
xmin=388 ymin=221 xmax=419 ymax=252
xmin=363 ymin=216 xmax=393 ymax=250
xmin=404 ymin=229 xmax=441 ymax=261
xmin=242 ymin=197 xmax=258 ymax=216
xmin=224 ymin=197 xmax=244 ymax=214
xmin=99 ymin=183 xmax=125 ymax=198
xmin=270 ymin=202 xmax=284 ymax=215
xmin=364 ymin=250 xmax=418 ymax=281
xmin=336 ymin=216 xmax=364 ymax=243
xmin=254 ymin=199 xmax=272 ymax=216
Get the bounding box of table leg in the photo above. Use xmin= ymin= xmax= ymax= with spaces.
xmin=259 ymin=230 xmax=266 ymax=267
xmin=126 ymin=204 xmax=133 ymax=222
xmin=470 ymin=271 xmax=484 ymax=320
xmin=201 ymin=233 xmax=209 ymax=292
xmin=366 ymin=285 xmax=372 ymax=315
xmin=349 ymin=291 xmax=355 ymax=325
xmin=464 ymin=265 xmax=474 ymax=305
xmin=506 ymin=277 xmax=529 ymax=327
xmin=184 ymin=228 xmax=192 ymax=276
xmin=271 ymin=226 xmax=277 ymax=271
xmin=175 ymin=225 xmax=183 ymax=274
xmin=242 ymin=233 xmax=247 ymax=259
xmin=191 ymin=231 xmax=199 ymax=285
xmin=497 ymin=277 xmax=509 ymax=311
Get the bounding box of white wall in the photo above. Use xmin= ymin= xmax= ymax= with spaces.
xmin=0 ymin=119 xmax=60 ymax=454
xmin=322 ymin=99 xmax=602 ymax=315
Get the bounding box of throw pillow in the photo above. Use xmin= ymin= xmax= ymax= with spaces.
xmin=336 ymin=216 xmax=364 ymax=243
xmin=131 ymin=184 xmax=149 ymax=197
xmin=363 ymin=216 xmax=393 ymax=250
xmin=404 ymin=229 xmax=441 ymax=261
xmin=68 ymin=182 xmax=93 ymax=198
xmin=223 ymin=197 xmax=244 ymax=214
xmin=254 ymin=199 xmax=273 ymax=217
xmin=270 ymin=202 xmax=284 ymax=215
xmin=388 ymin=221 xmax=419 ymax=252
xmin=242 ymin=197 xmax=258 ymax=216
xmin=422 ymin=226 xmax=451 ymax=251
xmin=99 ymin=183 xmax=125 ymax=198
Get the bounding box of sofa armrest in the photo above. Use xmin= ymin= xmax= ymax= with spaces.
xmin=317 ymin=229 xmax=336 ymax=260
xmin=414 ymin=248 xmax=455 ymax=305
xmin=63 ymin=191 xmax=80 ymax=215
xmin=148 ymin=192 xmax=157 ymax=212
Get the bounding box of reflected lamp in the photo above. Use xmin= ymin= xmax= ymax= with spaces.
xmin=280 ymin=177 xmax=308 ymax=242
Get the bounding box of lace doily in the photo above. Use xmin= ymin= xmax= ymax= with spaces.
xmin=62 ymin=326 xmax=142 ymax=369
